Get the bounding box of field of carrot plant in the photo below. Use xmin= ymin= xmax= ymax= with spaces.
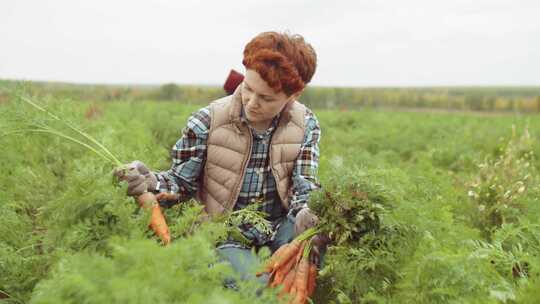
xmin=1 ymin=91 xmax=540 ymax=303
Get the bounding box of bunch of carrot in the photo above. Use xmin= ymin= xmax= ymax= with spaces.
xmin=257 ymin=229 xmax=319 ymax=304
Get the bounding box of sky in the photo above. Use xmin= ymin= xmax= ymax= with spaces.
xmin=1 ymin=0 xmax=539 ymax=87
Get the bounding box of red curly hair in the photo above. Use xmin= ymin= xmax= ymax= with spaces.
xmin=242 ymin=32 xmax=317 ymax=96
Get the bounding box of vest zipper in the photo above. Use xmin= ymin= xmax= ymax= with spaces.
xmin=230 ymin=124 xmax=253 ymax=210
xmin=269 ymin=128 xmax=288 ymax=210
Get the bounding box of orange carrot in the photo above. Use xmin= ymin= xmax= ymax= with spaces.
xmin=259 ymin=239 xmax=304 ymax=277
xmin=289 ymin=281 xmax=298 ymax=304
xmin=270 ymin=252 xmax=298 ymax=288
xmin=292 ymin=257 xmax=310 ymax=304
xmin=259 ymin=226 xmax=320 ymax=275
xmin=277 ymin=267 xmax=297 ymax=300
xmin=272 ymin=240 xmax=303 ymax=270
xmin=258 ymin=242 xmax=291 ymax=276
xmin=137 ymin=192 xmax=171 ymax=245
xmin=149 ymin=203 xmax=171 ymax=245
xmin=307 ymin=262 xmax=317 ymax=298
xmin=280 ymin=247 xmax=301 ymax=276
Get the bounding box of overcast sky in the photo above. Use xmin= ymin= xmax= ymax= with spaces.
xmin=1 ymin=0 xmax=539 ymax=87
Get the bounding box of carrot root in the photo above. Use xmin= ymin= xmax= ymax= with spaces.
xmin=307 ymin=262 xmax=317 ymax=298
xmin=278 ymin=267 xmax=296 ymax=298
xmin=291 ymin=257 xmax=310 ymax=304
xmin=272 ymin=240 xmax=303 ymax=270
xmin=137 ymin=192 xmax=171 ymax=245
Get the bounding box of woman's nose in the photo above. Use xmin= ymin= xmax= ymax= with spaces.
xmin=247 ymin=94 xmax=261 ymax=108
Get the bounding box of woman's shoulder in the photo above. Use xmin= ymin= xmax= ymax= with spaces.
xmin=186 ymin=94 xmax=236 ymax=134
xmin=299 ymin=104 xmax=319 ymax=127
xmin=186 ymin=106 xmax=212 ymax=135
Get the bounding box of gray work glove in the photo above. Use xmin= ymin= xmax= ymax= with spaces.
xmin=114 ymin=160 xmax=158 ymax=197
xmin=294 ymin=208 xmax=319 ymax=237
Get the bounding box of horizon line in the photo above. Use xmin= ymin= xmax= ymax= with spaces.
xmin=2 ymin=77 xmax=540 ymax=90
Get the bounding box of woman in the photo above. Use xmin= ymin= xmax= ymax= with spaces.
xmin=118 ymin=31 xmax=328 ymax=284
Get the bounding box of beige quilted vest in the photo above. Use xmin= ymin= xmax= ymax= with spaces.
xmin=197 ymin=87 xmax=306 ymax=216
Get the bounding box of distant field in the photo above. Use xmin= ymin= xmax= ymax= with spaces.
xmin=1 ymin=92 xmax=540 ymax=303
xmin=2 ymin=79 xmax=540 ymax=113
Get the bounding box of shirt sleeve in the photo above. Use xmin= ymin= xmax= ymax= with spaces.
xmin=152 ymin=106 xmax=211 ymax=204
xmin=287 ymin=107 xmax=322 ymax=215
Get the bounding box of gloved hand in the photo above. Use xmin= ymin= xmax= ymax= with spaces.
xmin=114 ymin=160 xmax=158 ymax=197
xmin=294 ymin=208 xmax=330 ymax=267
xmin=294 ymin=208 xmax=319 ymax=236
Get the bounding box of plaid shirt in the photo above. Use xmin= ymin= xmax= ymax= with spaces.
xmin=153 ymin=103 xmax=321 ymax=246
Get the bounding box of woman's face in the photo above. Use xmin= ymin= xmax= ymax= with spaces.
xmin=241 ymin=69 xmax=300 ymax=124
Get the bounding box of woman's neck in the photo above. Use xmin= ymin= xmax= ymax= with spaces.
xmin=250 ymin=119 xmax=272 ymax=133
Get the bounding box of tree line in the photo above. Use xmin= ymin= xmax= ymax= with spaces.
xmin=2 ymin=80 xmax=539 ymax=113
